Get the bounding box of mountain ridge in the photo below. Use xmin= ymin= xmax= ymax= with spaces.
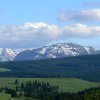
xmin=0 ymin=43 xmax=99 ymax=61
xmin=14 ymin=43 xmax=97 ymax=61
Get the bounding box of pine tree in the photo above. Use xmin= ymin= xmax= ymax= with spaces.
xmin=15 ymin=79 xmax=18 ymax=85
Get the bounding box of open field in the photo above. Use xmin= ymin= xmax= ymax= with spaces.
xmin=0 ymin=93 xmax=35 ymax=100
xmin=0 ymin=93 xmax=10 ymax=100
xmin=0 ymin=78 xmax=98 ymax=92
xmin=0 ymin=78 xmax=99 ymax=100
xmin=0 ymin=68 xmax=11 ymax=72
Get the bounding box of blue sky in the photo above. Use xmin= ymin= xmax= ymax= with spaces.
xmin=0 ymin=0 xmax=85 ymax=25
xmin=0 ymin=0 xmax=100 ymax=49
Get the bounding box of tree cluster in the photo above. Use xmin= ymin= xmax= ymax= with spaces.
xmin=1 ymin=80 xmax=100 ymax=100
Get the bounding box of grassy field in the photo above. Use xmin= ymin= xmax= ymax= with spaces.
xmin=0 ymin=78 xmax=99 ymax=100
xmin=0 ymin=93 xmax=35 ymax=100
xmin=0 ymin=93 xmax=10 ymax=100
xmin=0 ymin=78 xmax=98 ymax=92
xmin=0 ymin=68 xmax=11 ymax=72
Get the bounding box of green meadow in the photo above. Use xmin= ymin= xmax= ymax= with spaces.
xmin=0 ymin=68 xmax=11 ymax=72
xmin=0 ymin=78 xmax=98 ymax=100
xmin=0 ymin=78 xmax=98 ymax=92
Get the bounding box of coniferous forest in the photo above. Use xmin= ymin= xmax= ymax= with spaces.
xmin=0 ymin=54 xmax=100 ymax=82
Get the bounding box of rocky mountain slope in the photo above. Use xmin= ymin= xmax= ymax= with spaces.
xmin=0 ymin=48 xmax=18 ymax=61
xmin=14 ymin=43 xmax=96 ymax=61
xmin=0 ymin=43 xmax=98 ymax=62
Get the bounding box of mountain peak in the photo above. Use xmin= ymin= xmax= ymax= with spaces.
xmin=14 ymin=43 xmax=95 ymax=61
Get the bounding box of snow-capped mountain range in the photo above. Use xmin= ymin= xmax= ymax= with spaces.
xmin=0 ymin=48 xmax=19 ymax=61
xmin=0 ymin=43 xmax=99 ymax=62
xmin=14 ymin=43 xmax=98 ymax=61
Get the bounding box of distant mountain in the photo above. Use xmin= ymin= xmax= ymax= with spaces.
xmin=0 ymin=43 xmax=99 ymax=62
xmin=94 ymin=50 xmax=100 ymax=54
xmin=14 ymin=43 xmax=96 ymax=61
xmin=0 ymin=48 xmax=18 ymax=61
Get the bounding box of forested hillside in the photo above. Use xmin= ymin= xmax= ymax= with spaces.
xmin=0 ymin=54 xmax=100 ymax=82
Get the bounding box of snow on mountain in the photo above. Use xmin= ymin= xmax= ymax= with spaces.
xmin=14 ymin=43 xmax=95 ymax=61
xmin=84 ymin=46 xmax=95 ymax=54
xmin=0 ymin=43 xmax=98 ymax=62
xmin=0 ymin=48 xmax=19 ymax=61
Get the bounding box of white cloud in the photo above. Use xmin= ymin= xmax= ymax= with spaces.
xmin=62 ymin=23 xmax=100 ymax=38
xmin=0 ymin=22 xmax=100 ymax=48
xmin=58 ymin=9 xmax=100 ymax=22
